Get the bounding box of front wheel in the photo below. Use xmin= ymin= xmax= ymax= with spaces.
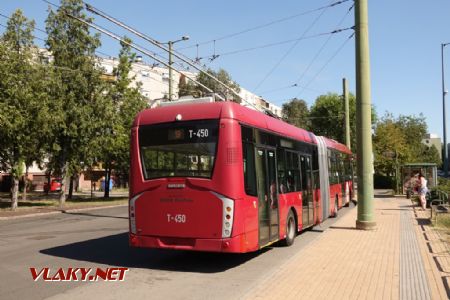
xmin=282 ymin=210 xmax=296 ymax=246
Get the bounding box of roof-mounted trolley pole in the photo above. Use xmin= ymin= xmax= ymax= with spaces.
xmin=65 ymin=14 xmax=225 ymax=102
xmin=84 ymin=3 xmax=243 ymax=103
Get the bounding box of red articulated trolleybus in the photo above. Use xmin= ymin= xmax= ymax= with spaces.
xmin=129 ymin=97 xmax=353 ymax=253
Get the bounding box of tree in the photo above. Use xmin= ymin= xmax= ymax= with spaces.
xmin=281 ymin=98 xmax=310 ymax=130
xmin=373 ymin=114 xmax=408 ymax=176
xmin=373 ymin=113 xmax=440 ymax=180
xmin=0 ymin=9 xmax=45 ymax=209
xmin=92 ymin=37 xmax=147 ymax=197
xmin=195 ymin=68 xmax=240 ymax=101
xmin=418 ymin=143 xmax=441 ymax=166
xmin=178 ymin=74 xmax=199 ymax=98
xmin=309 ymin=92 xmax=376 ymax=151
xmin=45 ymin=0 xmax=103 ymax=207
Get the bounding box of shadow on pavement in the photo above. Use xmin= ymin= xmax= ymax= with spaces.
xmin=377 ymin=208 xmax=411 ymax=211
xmin=374 ymin=194 xmax=396 ymax=199
xmin=329 ymin=226 xmax=358 ymax=231
xmin=62 ymin=211 xmax=128 ymax=220
xmin=416 ymin=218 xmax=431 ymax=226
xmin=40 ymin=232 xmax=267 ymax=273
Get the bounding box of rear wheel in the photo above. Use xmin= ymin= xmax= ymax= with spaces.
xmin=282 ymin=210 xmax=296 ymax=246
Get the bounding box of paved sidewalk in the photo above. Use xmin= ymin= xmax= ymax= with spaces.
xmin=245 ymin=195 xmax=448 ymax=300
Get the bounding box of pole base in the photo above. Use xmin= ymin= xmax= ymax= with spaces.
xmin=356 ymin=220 xmax=377 ymax=230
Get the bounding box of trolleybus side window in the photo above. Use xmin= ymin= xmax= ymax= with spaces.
xmin=277 ymin=149 xmax=287 ymax=194
xmin=243 ymin=142 xmax=257 ymax=196
xmin=286 ymin=151 xmax=301 ymax=192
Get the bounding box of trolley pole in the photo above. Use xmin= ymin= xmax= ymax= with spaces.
xmin=343 ymin=78 xmax=351 ymax=150
xmin=355 ymin=0 xmax=376 ymax=230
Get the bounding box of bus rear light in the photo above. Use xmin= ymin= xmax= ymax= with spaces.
xmin=129 ymin=193 xmax=143 ymax=234
xmin=211 ymin=192 xmax=234 ymax=238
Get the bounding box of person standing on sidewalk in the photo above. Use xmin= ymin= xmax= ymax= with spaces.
xmin=418 ymin=172 xmax=428 ymax=210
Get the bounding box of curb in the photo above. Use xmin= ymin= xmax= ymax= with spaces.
xmin=0 ymin=203 xmax=128 ymax=221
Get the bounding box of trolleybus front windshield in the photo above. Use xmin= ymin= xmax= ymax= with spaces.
xmin=139 ymin=120 xmax=219 ymax=180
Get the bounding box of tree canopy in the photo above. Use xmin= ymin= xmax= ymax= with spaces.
xmin=0 ymin=9 xmax=46 ymax=209
xmin=45 ymin=0 xmax=103 ymax=206
xmin=373 ymin=113 xmax=440 ymax=176
xmin=179 ymin=68 xmax=240 ymax=101
xmin=281 ymin=98 xmax=310 ymax=130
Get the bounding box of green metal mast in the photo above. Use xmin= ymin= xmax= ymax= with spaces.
xmin=355 ymin=0 xmax=376 ymax=230
xmin=343 ymin=78 xmax=351 ymax=150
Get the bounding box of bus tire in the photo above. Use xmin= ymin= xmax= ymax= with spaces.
xmin=282 ymin=210 xmax=296 ymax=246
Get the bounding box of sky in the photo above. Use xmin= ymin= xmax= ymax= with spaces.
xmin=2 ymin=0 xmax=450 ymax=139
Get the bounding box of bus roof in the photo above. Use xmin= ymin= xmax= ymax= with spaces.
xmin=135 ymin=101 xmax=351 ymax=152
xmin=320 ymin=136 xmax=352 ymax=155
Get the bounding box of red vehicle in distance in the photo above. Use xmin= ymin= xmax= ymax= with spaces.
xmin=43 ymin=178 xmax=62 ymax=193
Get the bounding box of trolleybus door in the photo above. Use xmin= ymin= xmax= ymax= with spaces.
xmin=255 ymin=147 xmax=280 ymax=246
xmin=300 ymin=155 xmax=314 ymax=227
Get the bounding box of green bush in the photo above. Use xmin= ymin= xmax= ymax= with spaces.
xmin=437 ymin=177 xmax=450 ymax=193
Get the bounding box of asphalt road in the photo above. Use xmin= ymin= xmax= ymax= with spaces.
xmin=0 ymin=204 xmax=355 ymax=300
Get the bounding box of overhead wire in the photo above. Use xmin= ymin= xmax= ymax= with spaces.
xmin=293 ymin=3 xmax=354 ymax=87
xmin=40 ymin=0 xmax=354 ymax=113
xmin=42 ymin=0 xmax=198 ymax=97
xmin=82 ymin=0 xmax=354 ymax=114
xmin=0 ymin=22 xmax=46 ymax=43
xmin=82 ymin=2 xmax=255 ymax=105
xmin=176 ymin=0 xmax=352 ymax=51
xmin=0 ymin=15 xmax=118 ymax=63
xmin=82 ymin=1 xmax=271 ymax=112
xmin=2 ymin=5 xmax=198 ymax=100
xmin=253 ymin=0 xmax=332 ymax=92
xmin=193 ymin=26 xmax=353 ymax=62
xmin=294 ymin=32 xmax=355 ymax=99
xmin=259 ymin=83 xmax=321 ymax=97
xmin=0 ymin=12 xmax=47 ymax=35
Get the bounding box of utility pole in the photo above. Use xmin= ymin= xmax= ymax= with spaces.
xmin=355 ymin=0 xmax=376 ymax=230
xmin=442 ymin=43 xmax=449 ymax=177
xmin=168 ymin=41 xmax=173 ymax=100
xmin=166 ymin=36 xmax=189 ymax=101
xmin=343 ymin=78 xmax=351 ymax=150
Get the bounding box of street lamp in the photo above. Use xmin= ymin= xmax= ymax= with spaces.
xmin=442 ymin=42 xmax=450 ymax=176
xmin=161 ymin=35 xmax=189 ymax=100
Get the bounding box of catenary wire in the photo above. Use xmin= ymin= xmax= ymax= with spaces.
xmin=294 ymin=3 xmax=354 ymax=86
xmin=194 ymin=26 xmax=353 ymax=62
xmin=176 ymin=0 xmax=352 ymax=51
xmin=294 ymin=32 xmax=355 ymax=99
xmin=82 ymin=1 xmax=250 ymax=105
xmin=253 ymin=0 xmax=333 ymax=92
xmin=80 ymin=1 xmax=274 ymax=111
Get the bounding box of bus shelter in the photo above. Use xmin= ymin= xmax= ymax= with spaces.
xmin=401 ymin=163 xmax=437 ymax=195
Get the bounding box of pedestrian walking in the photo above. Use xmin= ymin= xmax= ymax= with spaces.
xmin=418 ymin=172 xmax=428 ymax=210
